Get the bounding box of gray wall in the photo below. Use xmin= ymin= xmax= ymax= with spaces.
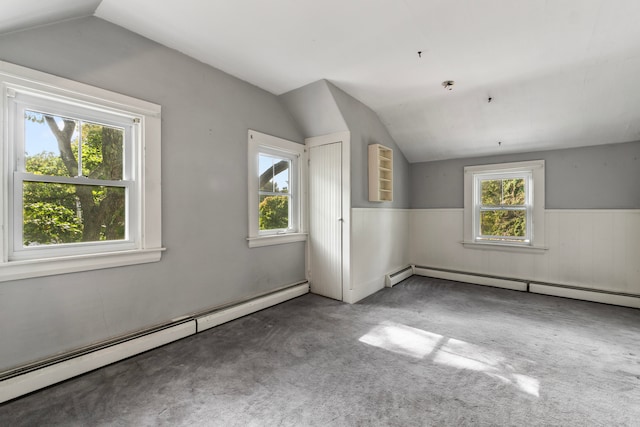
xmin=0 ymin=17 xmax=305 ymax=371
xmin=280 ymin=79 xmax=411 ymax=209
xmin=410 ymin=141 xmax=640 ymax=209
xmin=326 ymin=83 xmax=411 ymax=209
xmin=280 ymin=80 xmax=348 ymax=137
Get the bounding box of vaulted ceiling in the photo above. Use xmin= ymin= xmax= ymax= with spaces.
xmin=3 ymin=0 xmax=640 ymax=162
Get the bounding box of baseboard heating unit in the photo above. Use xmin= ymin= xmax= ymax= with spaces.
xmin=413 ymin=265 xmax=640 ymax=309
xmin=413 ymin=266 xmax=527 ymax=292
xmin=385 ymin=265 xmax=415 ymax=287
xmin=0 ymin=281 xmax=309 ymax=404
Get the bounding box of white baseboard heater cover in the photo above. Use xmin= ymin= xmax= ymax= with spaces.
xmin=196 ymin=283 xmax=309 ymax=332
xmin=0 ymin=282 xmax=309 ymax=404
xmin=529 ymin=283 xmax=640 ymax=309
xmin=385 ymin=265 xmax=415 ymax=287
xmin=414 ymin=267 xmax=527 ymax=292
xmin=0 ymin=322 xmax=195 ymax=404
xmin=413 ymin=266 xmax=639 ymax=309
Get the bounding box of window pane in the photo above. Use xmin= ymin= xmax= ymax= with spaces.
xmin=259 ymin=154 xmax=290 ymax=193
xmin=25 ymin=111 xmax=78 ymax=177
xmin=481 ymin=178 xmax=525 ymax=205
xmin=480 ymin=179 xmax=501 ymax=205
xmin=24 ymin=111 xmax=124 ymax=180
xmin=274 ymin=162 xmax=289 ymax=193
xmin=259 ymin=195 xmax=289 ymax=230
xmin=480 ymin=210 xmax=526 ymax=237
xmin=81 ymin=122 xmax=124 ymax=180
xmin=502 ymin=178 xmax=525 ymax=205
xmin=23 ymin=182 xmax=125 ymax=246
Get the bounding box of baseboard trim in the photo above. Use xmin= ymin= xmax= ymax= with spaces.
xmin=0 ymin=282 xmax=309 ymax=404
xmin=343 ymin=278 xmax=385 ymax=304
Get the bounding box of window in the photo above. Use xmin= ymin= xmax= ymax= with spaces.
xmin=1 ymin=61 xmax=162 ymax=281
xmin=259 ymin=152 xmax=293 ymax=232
xmin=474 ymin=172 xmax=531 ymax=243
xmin=463 ymin=160 xmax=545 ymax=250
xmin=247 ymin=130 xmax=306 ymax=248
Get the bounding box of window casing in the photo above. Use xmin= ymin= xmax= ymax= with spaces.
xmin=464 ymin=160 xmax=545 ymax=251
xmin=0 ymin=61 xmax=163 ymax=281
xmin=247 ymin=130 xmax=306 ymax=248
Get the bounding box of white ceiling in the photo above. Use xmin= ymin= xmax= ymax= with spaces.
xmin=5 ymin=1 xmax=640 ymax=162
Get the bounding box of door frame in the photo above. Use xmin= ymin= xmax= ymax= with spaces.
xmin=305 ymin=131 xmax=351 ymax=301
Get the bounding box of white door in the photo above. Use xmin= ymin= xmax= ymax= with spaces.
xmin=308 ymin=142 xmax=343 ymax=300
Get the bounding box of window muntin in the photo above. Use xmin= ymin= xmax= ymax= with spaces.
xmin=474 ymin=172 xmax=532 ymax=243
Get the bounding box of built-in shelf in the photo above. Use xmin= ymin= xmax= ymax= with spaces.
xmin=368 ymin=144 xmax=393 ymax=202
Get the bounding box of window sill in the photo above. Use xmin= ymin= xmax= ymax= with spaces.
xmin=0 ymin=248 xmax=165 ymax=282
xmin=247 ymin=233 xmax=307 ymax=248
xmin=461 ymin=241 xmax=548 ymax=253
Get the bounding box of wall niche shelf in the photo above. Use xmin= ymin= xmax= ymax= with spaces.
xmin=368 ymin=144 xmax=393 ymax=202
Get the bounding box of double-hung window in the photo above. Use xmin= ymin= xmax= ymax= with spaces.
xmin=12 ymin=97 xmax=136 ymax=258
xmin=474 ymin=171 xmax=531 ymax=243
xmin=1 ymin=61 xmax=162 ymax=281
xmin=463 ymin=160 xmax=545 ymax=250
xmin=247 ymin=130 xmax=306 ymax=247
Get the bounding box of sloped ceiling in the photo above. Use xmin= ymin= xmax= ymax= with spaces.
xmin=0 ymin=0 xmax=102 ymax=34
xmin=5 ymin=1 xmax=640 ymax=162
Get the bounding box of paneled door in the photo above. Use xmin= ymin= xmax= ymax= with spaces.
xmin=308 ymin=141 xmax=343 ymax=300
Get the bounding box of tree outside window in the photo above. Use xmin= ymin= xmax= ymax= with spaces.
xmin=479 ymin=177 xmax=526 ymax=239
xmin=23 ymin=111 xmax=126 ymax=246
xmin=258 ymin=154 xmax=291 ymax=231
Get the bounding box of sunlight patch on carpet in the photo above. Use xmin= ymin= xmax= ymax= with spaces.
xmin=359 ymin=321 xmax=540 ymax=397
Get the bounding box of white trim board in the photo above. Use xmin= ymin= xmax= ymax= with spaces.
xmin=0 ymin=282 xmax=309 ymax=404
xmin=343 ymin=277 xmax=384 ymax=304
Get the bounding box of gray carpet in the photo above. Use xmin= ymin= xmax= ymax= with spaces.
xmin=1 ymin=276 xmax=639 ymax=426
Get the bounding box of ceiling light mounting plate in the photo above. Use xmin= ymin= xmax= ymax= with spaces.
xmin=442 ymin=80 xmax=455 ymax=90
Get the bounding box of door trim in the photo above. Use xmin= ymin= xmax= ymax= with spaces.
xmin=305 ymin=131 xmax=351 ymax=301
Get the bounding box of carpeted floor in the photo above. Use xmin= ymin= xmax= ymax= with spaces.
xmin=1 ymin=276 xmax=639 ymax=426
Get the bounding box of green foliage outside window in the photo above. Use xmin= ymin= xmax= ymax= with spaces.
xmin=259 ymin=195 xmax=289 ymax=230
xmin=23 ymin=113 xmax=125 ymax=246
xmin=258 ymin=158 xmax=290 ymax=231
xmin=479 ymin=178 xmax=526 ymax=238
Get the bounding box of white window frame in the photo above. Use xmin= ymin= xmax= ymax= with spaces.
xmin=463 ymin=160 xmax=546 ymax=252
xmin=247 ymin=130 xmax=306 ymax=248
xmin=0 ymin=61 xmax=163 ymax=281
